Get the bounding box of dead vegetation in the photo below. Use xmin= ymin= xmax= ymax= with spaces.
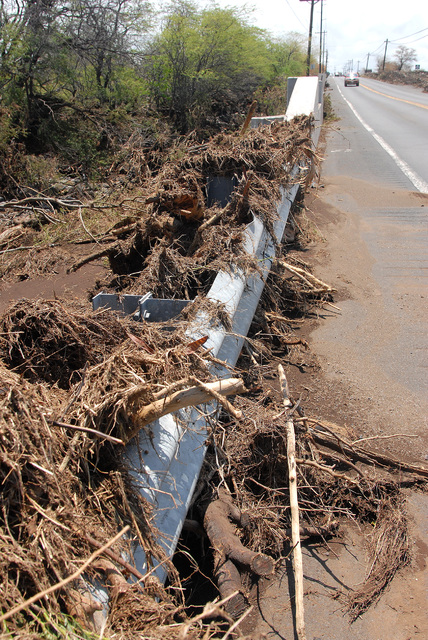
xmin=367 ymin=69 xmax=428 ymax=92
xmin=0 ymin=115 xmax=426 ymax=639
xmin=1 ymin=118 xmax=314 ymax=298
xmin=0 ymin=297 xmax=240 ymax=638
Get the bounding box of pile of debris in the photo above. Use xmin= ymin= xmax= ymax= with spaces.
xmin=1 ymin=117 xmax=426 ymax=639
xmin=0 ymin=117 xmax=314 ymax=294
xmin=368 ymin=69 xmax=428 ymax=92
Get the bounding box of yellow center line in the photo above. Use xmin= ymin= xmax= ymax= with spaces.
xmin=360 ymin=82 xmax=428 ymax=110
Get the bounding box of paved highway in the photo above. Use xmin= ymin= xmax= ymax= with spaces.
xmin=331 ymin=76 xmax=428 ymax=191
xmin=310 ymin=76 xmax=428 ymax=448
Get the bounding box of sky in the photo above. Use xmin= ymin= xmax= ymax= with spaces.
xmin=210 ymin=0 xmax=428 ymax=73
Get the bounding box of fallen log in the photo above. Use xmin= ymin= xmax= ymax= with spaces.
xmin=204 ymin=489 xmax=274 ymax=576
xmin=214 ymin=557 xmax=248 ymax=619
xmin=67 ymin=243 xmax=118 ymax=272
xmin=127 ymin=377 xmax=246 ymax=442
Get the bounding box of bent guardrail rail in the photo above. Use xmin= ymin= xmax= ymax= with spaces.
xmin=88 ymin=74 xmax=325 ymax=622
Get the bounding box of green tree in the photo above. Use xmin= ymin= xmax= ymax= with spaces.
xmin=268 ymin=32 xmax=307 ymax=79
xmin=0 ymin=1 xmax=66 ymax=124
xmin=64 ymin=0 xmax=152 ymax=103
xmin=144 ymin=1 xmax=272 ymax=132
xmin=0 ymin=0 xmax=153 ymax=155
xmin=253 ymin=32 xmax=306 ymax=115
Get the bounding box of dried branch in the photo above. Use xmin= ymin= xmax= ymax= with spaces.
xmin=276 ymin=258 xmax=335 ymax=292
xmin=50 ymin=420 xmax=124 ymax=445
xmin=309 ymin=428 xmax=428 ymax=479
xmin=128 ymin=377 xmax=246 ymax=442
xmin=295 ymin=457 xmax=360 ymax=486
xmin=0 ymin=196 xmax=82 ymax=210
xmin=278 ymin=364 xmax=306 ymax=640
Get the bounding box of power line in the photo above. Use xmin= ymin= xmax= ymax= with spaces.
xmin=391 ymin=27 xmax=428 ymax=42
xmin=368 ymin=41 xmax=385 ymax=56
xmin=390 ymin=34 xmax=428 ymax=45
xmin=362 ymin=27 xmax=428 ymax=60
xmin=284 ymin=0 xmax=309 ymax=31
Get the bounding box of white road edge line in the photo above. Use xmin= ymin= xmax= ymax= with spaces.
xmin=337 ymin=83 xmax=428 ymax=194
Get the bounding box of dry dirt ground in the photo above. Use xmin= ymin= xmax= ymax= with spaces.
xmin=292 ymin=183 xmax=427 ymax=466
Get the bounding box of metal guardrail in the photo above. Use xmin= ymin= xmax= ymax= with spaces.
xmin=88 ymin=74 xmax=325 ymax=622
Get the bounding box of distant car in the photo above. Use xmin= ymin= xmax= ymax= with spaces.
xmin=344 ymin=72 xmax=359 ymax=87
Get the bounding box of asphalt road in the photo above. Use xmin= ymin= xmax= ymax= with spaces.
xmin=311 ymin=78 xmax=428 ymax=421
xmin=331 ymin=76 xmax=428 ymax=191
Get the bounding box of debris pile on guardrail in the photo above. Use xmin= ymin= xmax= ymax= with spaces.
xmin=1 ymin=114 xmax=426 ymax=639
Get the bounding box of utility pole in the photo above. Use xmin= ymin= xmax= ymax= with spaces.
xmin=318 ymin=0 xmax=323 ymax=73
xmin=366 ymin=52 xmax=370 ymax=72
xmin=322 ymin=30 xmax=327 ymax=71
xmin=300 ymin=0 xmax=320 ymax=76
xmin=382 ymin=39 xmax=389 ymax=70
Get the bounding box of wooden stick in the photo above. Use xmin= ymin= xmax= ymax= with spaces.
xmin=221 ymin=605 xmax=253 ymax=640
xmin=0 ymin=195 xmax=82 ymax=210
xmin=240 ymin=100 xmax=258 ymax=135
xmin=78 ymin=207 xmax=99 ymax=244
xmin=0 ymin=526 xmax=130 ymax=624
xmin=278 ymin=365 xmax=306 ymax=640
xmin=128 ymin=378 xmax=246 ymax=442
xmin=351 ymin=433 xmax=418 ymax=446
xmin=0 ymin=245 xmax=40 ymax=255
xmin=50 ymin=420 xmax=124 ymax=445
xmin=82 ymin=532 xmax=145 ymax=582
xmin=276 ymin=259 xmax=335 ymax=292
xmin=295 ymin=457 xmax=359 ymax=485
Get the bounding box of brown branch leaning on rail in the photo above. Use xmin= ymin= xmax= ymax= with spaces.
xmin=127 ymin=377 xmax=246 ymax=442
